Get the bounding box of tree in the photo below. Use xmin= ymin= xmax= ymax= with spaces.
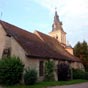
xmin=81 ymin=41 xmax=88 ymax=58
xmin=74 ymin=41 xmax=81 ymax=58
xmin=73 ymin=41 xmax=88 ymax=71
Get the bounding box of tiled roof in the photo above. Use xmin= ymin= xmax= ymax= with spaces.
xmin=34 ymin=31 xmax=80 ymax=62
xmin=0 ymin=20 xmax=80 ymax=62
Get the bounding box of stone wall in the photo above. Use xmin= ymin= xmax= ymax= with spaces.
xmin=0 ymin=24 xmax=6 ymax=58
xmin=11 ymin=37 xmax=42 ymax=79
xmin=70 ymin=62 xmax=85 ymax=71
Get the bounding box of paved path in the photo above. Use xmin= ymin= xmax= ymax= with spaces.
xmin=48 ymin=82 xmax=88 ymax=88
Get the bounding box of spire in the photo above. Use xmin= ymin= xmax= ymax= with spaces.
xmin=52 ymin=8 xmax=63 ymax=32
xmin=55 ymin=7 xmax=58 ymax=16
xmin=54 ymin=8 xmax=60 ymax=23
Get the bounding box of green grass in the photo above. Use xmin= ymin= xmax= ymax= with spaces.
xmin=5 ymin=79 xmax=88 ymax=88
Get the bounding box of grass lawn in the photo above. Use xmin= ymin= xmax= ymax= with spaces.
xmin=6 ymin=79 xmax=88 ymax=88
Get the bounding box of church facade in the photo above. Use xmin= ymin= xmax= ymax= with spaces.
xmin=0 ymin=11 xmax=84 ymax=81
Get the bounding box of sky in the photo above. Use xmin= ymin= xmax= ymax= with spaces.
xmin=0 ymin=0 xmax=88 ymax=47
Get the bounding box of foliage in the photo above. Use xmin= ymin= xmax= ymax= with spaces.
xmin=24 ymin=68 xmax=37 ymax=85
xmin=73 ymin=41 xmax=88 ymax=71
xmin=0 ymin=56 xmax=24 ymax=85
xmin=57 ymin=63 xmax=70 ymax=81
xmin=84 ymin=72 xmax=88 ymax=80
xmin=6 ymin=80 xmax=88 ymax=88
xmin=74 ymin=41 xmax=88 ymax=59
xmin=72 ymin=69 xmax=88 ymax=80
xmin=74 ymin=42 xmax=81 ymax=57
xmin=72 ymin=69 xmax=85 ymax=79
xmin=44 ymin=60 xmax=55 ymax=81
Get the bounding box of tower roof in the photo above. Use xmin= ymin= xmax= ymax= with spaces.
xmin=54 ymin=10 xmax=60 ymax=23
xmin=52 ymin=10 xmax=63 ymax=32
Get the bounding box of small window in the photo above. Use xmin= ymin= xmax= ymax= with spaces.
xmin=6 ymin=34 xmax=11 ymax=37
xmin=39 ymin=61 xmax=44 ymax=76
xmin=2 ymin=48 xmax=11 ymax=58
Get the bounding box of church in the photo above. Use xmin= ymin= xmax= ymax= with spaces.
xmin=0 ymin=10 xmax=84 ymax=81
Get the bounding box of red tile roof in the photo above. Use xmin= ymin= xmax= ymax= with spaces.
xmin=34 ymin=31 xmax=80 ymax=62
xmin=0 ymin=20 xmax=80 ymax=62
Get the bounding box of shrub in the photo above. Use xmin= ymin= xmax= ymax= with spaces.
xmin=72 ymin=69 xmax=85 ymax=79
xmin=0 ymin=56 xmax=24 ymax=85
xmin=24 ymin=68 xmax=37 ymax=85
xmin=74 ymin=69 xmax=88 ymax=80
xmin=84 ymin=72 xmax=88 ymax=80
xmin=57 ymin=63 xmax=70 ymax=81
xmin=44 ymin=60 xmax=55 ymax=81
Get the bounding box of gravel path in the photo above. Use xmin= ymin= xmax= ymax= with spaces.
xmin=48 ymin=82 xmax=88 ymax=88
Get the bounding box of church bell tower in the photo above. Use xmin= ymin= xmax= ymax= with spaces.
xmin=49 ymin=10 xmax=66 ymax=47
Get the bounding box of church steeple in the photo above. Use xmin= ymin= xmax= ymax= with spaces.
xmin=54 ymin=10 xmax=60 ymax=23
xmin=52 ymin=9 xmax=63 ymax=32
xmin=49 ymin=9 xmax=66 ymax=46
xmin=49 ymin=9 xmax=73 ymax=54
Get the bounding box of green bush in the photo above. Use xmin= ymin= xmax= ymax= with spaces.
xmin=73 ymin=69 xmax=88 ymax=80
xmin=84 ymin=72 xmax=88 ymax=80
xmin=24 ymin=68 xmax=37 ymax=85
xmin=0 ymin=56 xmax=24 ymax=85
xmin=72 ymin=69 xmax=85 ymax=79
xmin=44 ymin=60 xmax=55 ymax=81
